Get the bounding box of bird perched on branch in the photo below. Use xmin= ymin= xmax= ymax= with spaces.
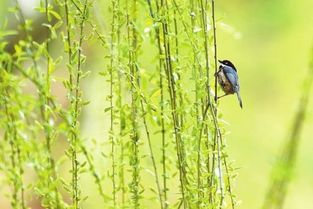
xmin=215 ymin=59 xmax=243 ymax=108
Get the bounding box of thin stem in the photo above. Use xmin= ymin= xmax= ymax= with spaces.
xmin=210 ymin=0 xmax=226 ymax=207
xmin=161 ymin=0 xmax=187 ymax=207
xmin=127 ymin=0 xmax=141 ymax=207
xmin=147 ymin=0 xmax=187 ymax=206
xmin=140 ymin=100 xmax=164 ymax=209
xmin=211 ymin=0 xmax=218 ymax=103
xmin=160 ymin=67 xmax=168 ymax=209
xmin=71 ymin=1 xmax=88 ymax=208
xmin=172 ymin=0 xmax=202 ymax=66
xmin=199 ymin=0 xmax=210 ymax=96
xmin=64 ymin=0 xmax=73 ymax=90
xmin=155 ymin=1 xmax=168 ymax=205
xmin=116 ymin=5 xmax=126 ymax=204
xmin=80 ymin=144 xmax=107 ymax=203
xmin=3 ymin=87 xmax=26 ymax=209
xmin=110 ymin=0 xmax=118 ymax=205
xmin=45 ymin=0 xmax=50 ymax=91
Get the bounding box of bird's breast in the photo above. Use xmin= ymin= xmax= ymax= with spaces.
xmin=217 ymin=70 xmax=235 ymax=94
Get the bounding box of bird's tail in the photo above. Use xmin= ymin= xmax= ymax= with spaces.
xmin=236 ymin=92 xmax=243 ymax=109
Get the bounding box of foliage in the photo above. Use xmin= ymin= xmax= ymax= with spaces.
xmin=1 ymin=0 xmax=311 ymax=209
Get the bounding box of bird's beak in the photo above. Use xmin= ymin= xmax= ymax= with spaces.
xmin=218 ymin=60 xmax=223 ymax=64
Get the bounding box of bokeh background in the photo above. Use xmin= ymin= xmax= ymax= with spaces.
xmin=218 ymin=0 xmax=313 ymax=208
xmin=1 ymin=0 xmax=313 ymax=209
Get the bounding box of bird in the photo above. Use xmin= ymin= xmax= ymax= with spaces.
xmin=215 ymin=59 xmax=243 ymax=108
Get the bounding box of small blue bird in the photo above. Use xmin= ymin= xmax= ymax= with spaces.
xmin=216 ymin=60 xmax=243 ymax=108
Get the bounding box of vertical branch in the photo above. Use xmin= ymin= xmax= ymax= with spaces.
xmin=64 ymin=0 xmax=77 ymax=205
xmin=127 ymin=0 xmax=141 ymax=207
xmin=222 ymin=154 xmax=236 ymax=209
xmin=133 ymin=2 xmax=164 ymax=203
xmin=160 ymin=65 xmax=168 ymax=209
xmin=154 ymin=1 xmax=168 ymax=206
xmin=199 ymin=0 xmax=210 ymax=97
xmin=140 ymin=99 xmax=164 ymax=209
xmin=111 ymin=0 xmax=126 ymax=206
xmin=184 ymin=1 xmax=202 ymax=207
xmin=189 ymin=0 xmax=200 ymax=123
xmin=3 ymin=92 xmax=19 ymax=209
xmin=199 ymin=0 xmax=218 ymax=205
xmin=45 ymin=0 xmax=50 ymax=90
xmin=117 ymin=80 xmax=126 ymax=206
xmin=110 ymin=0 xmax=118 ymax=206
xmin=14 ymin=0 xmax=61 ymax=207
xmin=147 ymin=0 xmax=189 ymax=206
xmin=210 ymin=3 xmax=236 ymax=206
xmin=211 ymin=0 xmax=218 ymax=103
xmin=172 ymin=11 xmax=189 ymax=204
xmin=187 ymin=0 xmax=205 ymax=206
xmin=210 ymin=0 xmax=224 ymax=207
xmin=117 ymin=34 xmax=126 ymax=209
xmin=160 ymin=0 xmax=188 ymax=207
xmin=172 ymin=5 xmax=190 ymax=206
xmin=64 ymin=0 xmax=73 ymax=91
xmin=118 ymin=99 xmax=126 ymax=208
xmin=173 ymin=7 xmax=184 ymax=130
xmin=71 ymin=0 xmax=88 ymax=208
xmin=3 ymin=86 xmax=26 ymax=209
xmin=79 ymin=145 xmax=107 ymax=202
xmin=64 ymin=3 xmax=107 ymax=197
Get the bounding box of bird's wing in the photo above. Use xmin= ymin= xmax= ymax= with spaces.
xmin=223 ymin=66 xmax=239 ymax=91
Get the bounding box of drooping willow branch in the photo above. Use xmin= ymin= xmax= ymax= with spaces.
xmin=262 ymin=47 xmax=313 ymax=209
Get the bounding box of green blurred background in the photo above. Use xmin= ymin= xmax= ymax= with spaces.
xmin=217 ymin=0 xmax=313 ymax=208
xmin=1 ymin=0 xmax=313 ymax=208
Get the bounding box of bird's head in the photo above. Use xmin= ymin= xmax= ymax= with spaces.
xmin=218 ymin=60 xmax=237 ymax=71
